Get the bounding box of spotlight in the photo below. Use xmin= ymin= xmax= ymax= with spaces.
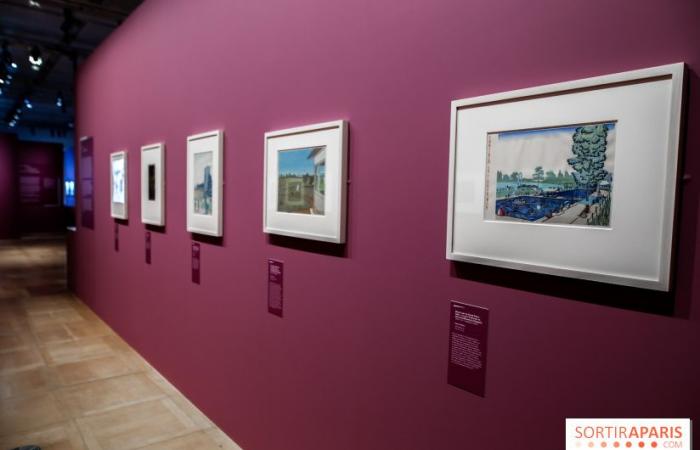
xmin=9 ymin=120 xmax=16 ymax=127
xmin=24 ymin=98 xmax=32 ymax=109
xmin=28 ymin=0 xmax=41 ymax=7
xmin=0 ymin=78 xmax=3 ymax=84
xmin=29 ymin=46 xmax=43 ymax=68
xmin=56 ymin=91 xmax=64 ymax=108
xmin=1 ymin=41 xmax=16 ymax=70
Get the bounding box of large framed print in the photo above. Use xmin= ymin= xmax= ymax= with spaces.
xmin=110 ymin=150 xmax=128 ymax=219
xmin=141 ymin=143 xmax=165 ymax=226
xmin=446 ymin=63 xmax=685 ymax=291
xmin=186 ymin=130 xmax=223 ymax=236
xmin=264 ymin=120 xmax=348 ymax=243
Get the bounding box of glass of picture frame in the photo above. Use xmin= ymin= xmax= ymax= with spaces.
xmin=110 ymin=150 xmax=128 ymax=220
xmin=186 ymin=130 xmax=223 ymax=236
xmin=141 ymin=142 xmax=165 ymax=226
xmin=264 ymin=120 xmax=348 ymax=243
xmin=446 ymin=63 xmax=685 ymax=291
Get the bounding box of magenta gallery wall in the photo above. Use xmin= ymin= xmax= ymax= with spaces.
xmin=0 ymin=134 xmax=19 ymax=238
xmin=0 ymin=135 xmax=65 ymax=238
xmin=72 ymin=1 xmax=700 ymax=449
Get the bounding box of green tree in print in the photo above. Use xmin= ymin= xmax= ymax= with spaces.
xmin=532 ymin=166 xmax=544 ymax=183
xmin=567 ymin=124 xmax=609 ymax=191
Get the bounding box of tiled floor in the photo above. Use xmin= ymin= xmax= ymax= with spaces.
xmin=0 ymin=236 xmax=243 ymax=450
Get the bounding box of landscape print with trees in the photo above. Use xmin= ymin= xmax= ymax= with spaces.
xmin=484 ymin=122 xmax=615 ymax=227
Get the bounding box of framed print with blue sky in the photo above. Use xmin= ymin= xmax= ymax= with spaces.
xmin=446 ymin=63 xmax=685 ymax=291
xmin=186 ymin=130 xmax=223 ymax=236
xmin=264 ymin=120 xmax=348 ymax=243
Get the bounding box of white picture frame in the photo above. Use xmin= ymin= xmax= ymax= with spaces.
xmin=141 ymin=143 xmax=165 ymax=226
xmin=264 ymin=120 xmax=348 ymax=243
xmin=186 ymin=130 xmax=223 ymax=236
xmin=110 ymin=150 xmax=128 ymax=220
xmin=446 ymin=63 xmax=685 ymax=291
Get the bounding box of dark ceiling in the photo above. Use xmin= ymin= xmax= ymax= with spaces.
xmin=0 ymin=0 xmax=143 ymax=137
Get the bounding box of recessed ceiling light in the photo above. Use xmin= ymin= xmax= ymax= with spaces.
xmin=29 ymin=46 xmax=43 ymax=68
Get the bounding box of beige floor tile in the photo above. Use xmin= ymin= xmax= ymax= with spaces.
xmin=34 ymin=324 xmax=74 ymax=345
xmin=53 ymin=353 xmax=140 ymax=386
xmin=0 ymin=366 xmax=55 ymax=400
xmin=57 ymin=372 xmax=167 ymax=417
xmin=41 ymin=336 xmax=116 ymax=365
xmin=0 ymin=348 xmax=44 ymax=374
xmin=136 ymin=428 xmax=243 ymax=450
xmin=0 ymin=392 xmax=68 ymax=435
xmin=65 ymin=320 xmax=112 ymax=339
xmin=29 ymin=309 xmax=86 ymax=328
xmin=76 ymin=398 xmax=206 ymax=450
xmin=168 ymin=391 xmax=216 ymax=429
xmin=0 ymin=420 xmax=86 ymax=450
xmin=0 ymin=313 xmax=30 ymax=336
xmin=0 ymin=331 xmax=34 ymax=353
xmin=0 ymin=238 xmax=242 ymax=450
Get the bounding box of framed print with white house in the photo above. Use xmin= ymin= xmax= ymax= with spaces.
xmin=186 ymin=130 xmax=223 ymax=236
xmin=110 ymin=150 xmax=128 ymax=219
xmin=446 ymin=63 xmax=685 ymax=291
xmin=264 ymin=120 xmax=348 ymax=243
xmin=141 ymin=143 xmax=165 ymax=226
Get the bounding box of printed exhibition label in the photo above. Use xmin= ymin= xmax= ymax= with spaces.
xmin=145 ymin=231 xmax=151 ymax=264
xmin=268 ymin=259 xmax=283 ymax=317
xmin=192 ymin=242 xmax=201 ymax=284
xmin=447 ymin=301 xmax=489 ymax=396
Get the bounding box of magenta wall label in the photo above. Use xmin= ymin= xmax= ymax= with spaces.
xmin=114 ymin=222 xmax=119 ymax=252
xmin=191 ymin=242 xmax=200 ymax=284
xmin=145 ymin=231 xmax=151 ymax=264
xmin=268 ymin=259 xmax=283 ymax=317
xmin=447 ymin=301 xmax=489 ymax=397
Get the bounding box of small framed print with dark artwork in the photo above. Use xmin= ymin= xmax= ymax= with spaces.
xmin=264 ymin=120 xmax=348 ymax=243
xmin=141 ymin=143 xmax=165 ymax=226
xmin=446 ymin=63 xmax=685 ymax=291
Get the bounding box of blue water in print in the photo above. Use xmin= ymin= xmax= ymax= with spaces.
xmin=495 ymin=189 xmax=595 ymax=221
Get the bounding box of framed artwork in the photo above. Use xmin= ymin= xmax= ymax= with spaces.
xmin=141 ymin=143 xmax=165 ymax=226
xmin=110 ymin=150 xmax=128 ymax=219
xmin=446 ymin=63 xmax=685 ymax=291
xmin=264 ymin=120 xmax=348 ymax=243
xmin=79 ymin=136 xmax=94 ymax=229
xmin=186 ymin=130 xmax=223 ymax=236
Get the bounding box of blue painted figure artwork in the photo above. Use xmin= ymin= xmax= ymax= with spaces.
xmin=193 ymin=151 xmax=213 ymax=215
xmin=278 ymin=146 xmax=326 ymax=215
xmin=484 ymin=122 xmax=615 ymax=227
xmin=112 ymin=157 xmax=125 ymax=204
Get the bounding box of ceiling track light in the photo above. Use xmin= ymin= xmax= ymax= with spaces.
xmin=29 ymin=46 xmax=43 ymax=68
xmin=56 ymin=91 xmax=64 ymax=108
xmin=1 ymin=41 xmax=16 ymax=71
xmin=24 ymin=98 xmax=32 ymax=109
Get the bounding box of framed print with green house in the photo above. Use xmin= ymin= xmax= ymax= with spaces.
xmin=264 ymin=120 xmax=348 ymax=243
